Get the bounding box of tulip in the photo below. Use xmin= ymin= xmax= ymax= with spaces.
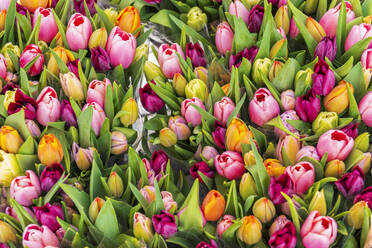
xmin=72 ymin=142 xmax=94 ymax=170
xmin=359 ymin=91 xmax=372 ymax=127
xmin=185 ymin=79 xmax=208 ymax=102
xmin=107 ymin=172 xmax=124 ymax=198
xmin=295 ymin=89 xmax=320 ymax=122
xmin=194 ymin=66 xmax=208 ymax=83
xmin=196 ymin=241 xmax=218 ymax=248
xmin=0 ymin=150 xmax=21 ymax=186
xmin=161 ymin=191 xmax=177 ymax=213
xmin=274 ymin=110 xmax=299 ymax=137
xmin=275 ymin=5 xmax=289 ymax=34
xmin=269 ymin=215 xmax=291 ymax=235
xmin=287 ymin=162 xmax=314 ymax=194
xmin=215 ymin=22 xmax=234 ymax=55
xmin=151 ymin=150 xmax=168 ymax=175
xmin=249 ymin=88 xmax=280 ymax=126
xmin=269 ymin=60 xmax=284 ymax=81
xmin=201 ymin=190 xmax=225 ymax=221
xmin=86 ymin=78 xmax=111 ymax=108
xmin=139 ymin=82 xmax=165 ymax=113
xmin=347 ymin=201 xmax=368 ymax=229
xmin=0 ymin=54 xmax=6 ymax=79
xmin=60 ymin=100 xmax=77 ymax=128
xmin=306 ymin=17 xmax=326 ymax=42
xmin=289 ymin=17 xmax=299 ymax=39
xmin=189 ymin=161 xmax=214 ymax=184
xmin=10 ymin=170 xmax=41 ymax=206
xmin=33 ymin=203 xmax=64 ymax=232
xmin=247 ymin=4 xmax=264 ymax=33
xmin=168 ymin=116 xmax=191 ymax=141
xmin=66 ymin=13 xmax=92 ymax=51
xmin=312 ymin=112 xmax=338 ymax=135
xmin=252 ymin=58 xmax=272 ymax=87
xmin=225 ymin=118 xmax=255 ymax=153
xmin=181 ymin=97 xmax=205 ymax=127
xmin=212 ymin=121 xmax=226 ymax=149
xmin=0 ymin=221 xmax=16 ymax=244
xmin=354 ymin=186 xmax=372 ymax=209
xmin=157 ymin=43 xmax=184 ymax=79
xmin=294 ymin=69 xmax=313 ymax=97
xmin=229 ymin=46 xmax=259 ymax=69
xmin=89 ymin=28 xmax=108 ymax=49
xmin=213 ymin=97 xmax=235 ymax=125
xmin=134 ymin=44 xmax=149 ymax=63
xmin=324 ymin=160 xmax=345 ymax=178
xmin=215 ymin=151 xmax=245 ymax=180
xmin=345 ymin=23 xmax=372 ymax=51
xmin=335 ymin=166 xmax=364 ymax=197
xmin=239 ymin=172 xmax=257 ymax=200
xmin=25 ymin=120 xmax=41 ymax=138
xmin=314 ymin=36 xmax=337 ymax=61
xmin=317 ymin=129 xmax=354 ymax=161
xmin=144 ymin=0 xmax=161 ymax=3
xmin=308 ymin=190 xmax=327 ymax=216
xmin=276 ymin=135 xmax=300 ymax=165
xmin=116 ymin=6 xmax=140 ymax=35
xmin=91 ymin=47 xmax=111 ymax=72
xmin=23 ymin=224 xmax=59 ymax=248
xmin=324 ymin=81 xmax=353 ymax=114
xmin=47 ymin=46 xmax=75 ymax=75
xmin=264 ymin=159 xmax=286 ymax=178
xmin=73 ymin=0 xmax=96 ymax=15
xmin=201 ymin=146 xmax=219 ymax=161
xmin=0 ymin=0 xmax=10 ymax=11
xmin=270 ymin=39 xmax=288 ymax=59
xmin=296 ymin=145 xmax=320 ymax=162
xmin=159 ymin=128 xmax=177 ymax=147
xmin=89 ymin=197 xmax=105 ymax=223
xmin=301 ymin=211 xmax=337 ymax=248
xmin=144 ymin=61 xmax=165 ymax=82
xmin=269 ymin=221 xmax=297 ymax=248
xmin=67 ymin=58 xmax=81 ymax=77
xmin=33 ymin=8 xmax=58 ymax=42
xmin=133 ymin=212 xmax=153 ymax=244
xmin=152 ymin=211 xmax=177 ymax=239
xmin=120 ymin=97 xmax=138 ymax=127
xmin=82 ymin=102 xmax=106 ymax=136
xmin=36 ymin=87 xmax=61 ymax=126
xmin=187 ymin=7 xmax=208 ymax=32
xmin=341 ymin=122 xmax=359 ymax=140
xmin=111 ymin=131 xmax=128 ymax=155
xmin=172 ymin=73 xmax=187 ymax=96
xmin=21 ymin=0 xmax=48 ymax=12
xmin=312 ymin=59 xmax=335 ymax=96
xmin=40 ymin=163 xmax=64 ymax=192
xmin=237 ymin=216 xmax=262 ymax=245
xmin=0 ymin=125 xmax=24 ymax=154
xmin=140 ymin=186 xmax=156 ymax=203
xmin=19 ymin=44 xmax=44 ymax=76
xmin=186 ymin=42 xmax=206 ymax=67
xmin=106 ymin=26 xmax=136 ymax=69
xmin=361 ymin=48 xmax=372 ymax=74
xmin=1 ymin=43 xmax=20 ymax=72
xmin=217 ymin=215 xmax=235 ymax=238
xmin=320 ymin=1 xmax=355 ymax=37
xmin=38 ymin=134 xmax=64 ymax=166
xmin=59 ymin=72 xmax=85 ymax=101
xmin=229 ymin=0 xmax=249 ymax=24
xmin=253 ymin=197 xmax=276 ymax=223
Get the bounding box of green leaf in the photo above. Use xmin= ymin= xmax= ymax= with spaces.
xmin=230 ymin=14 xmax=256 ymax=53
xmin=78 ymin=106 xmax=93 ymax=148
xmin=149 ymin=9 xmax=178 ymax=28
xmin=190 ymin=103 xmax=216 ymax=128
xmin=52 ymin=10 xmax=69 ymax=49
xmin=344 ymin=62 xmax=367 ymax=101
xmin=129 ymin=183 xmax=150 ymax=212
xmin=282 ymin=192 xmax=301 ymax=233
xmin=89 ymin=160 xmax=105 ymax=202
xmin=2 ymin=0 xmax=16 ymax=46
xmin=336 ymin=1 xmax=347 ymax=56
xmin=44 ymin=172 xmax=68 ymax=204
xmin=95 ymin=4 xmax=114 ymax=33
xmin=224 ymin=180 xmax=240 ymax=217
xmin=95 ymin=199 xmax=120 ymax=239
xmin=5 ymin=110 xmax=31 ymax=140
xmin=255 ymin=21 xmax=271 ymax=60
xmin=226 ymin=93 xmax=246 ymax=126
xmin=337 ymin=37 xmax=372 ymax=64
xmin=50 ymin=48 xmax=70 ymax=74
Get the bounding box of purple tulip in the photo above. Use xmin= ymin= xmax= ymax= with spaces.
xmin=0 ymin=244 xmax=9 ymax=248
xmin=335 ymin=166 xmax=365 ymax=197
xmin=20 ymin=44 xmax=45 ymax=76
xmin=33 ymin=203 xmax=64 ymax=232
xmin=8 ymin=89 xmax=37 ymax=120
xmin=33 ymin=8 xmax=58 ymax=43
xmin=311 ymin=59 xmax=335 ymax=96
xmin=10 ymin=170 xmax=41 ymax=206
xmin=144 ymin=0 xmax=161 ymax=3
xmin=295 ymin=89 xmax=320 ymax=123
xmin=36 ymin=87 xmax=61 ymax=126
xmin=25 ymin=120 xmax=41 ymax=138
xmin=269 ymin=221 xmax=297 ymax=248
xmin=314 ymin=36 xmax=337 ymax=61
xmin=40 ymin=163 xmax=64 ymax=192
xmin=91 ymin=47 xmax=111 ymax=72
xmin=296 ymin=146 xmax=320 ymax=162
xmin=247 ymin=5 xmax=264 ymax=33
xmin=229 ymin=46 xmax=259 ymax=69
xmin=151 ymin=150 xmax=168 ymax=175
xmin=186 ymin=42 xmax=206 ymax=68
xmin=73 ymin=0 xmax=97 ymax=15
xmin=354 ymin=186 xmax=372 ymax=209
xmin=61 ymin=100 xmax=77 ymax=128
xmin=139 ymin=82 xmax=165 ymax=113
xmin=269 ymin=172 xmax=293 ymax=204
xmin=212 ymin=121 xmax=226 ymax=149
xmin=274 ymin=110 xmax=300 ymax=137
xmin=82 ymin=102 xmax=106 ymax=136
xmin=152 ymin=210 xmax=177 ymax=239
xmin=190 ymin=161 xmax=214 ymax=184
xmin=340 ymin=121 xmax=359 ymax=139
xmin=229 ymin=0 xmax=249 ymax=24
xmin=67 ymin=59 xmax=80 ymax=79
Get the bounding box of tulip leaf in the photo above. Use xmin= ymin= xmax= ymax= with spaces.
xmin=128 ymin=146 xmax=148 ymax=186
xmin=18 ymin=136 xmax=35 ymax=155
xmin=190 ymin=103 xmax=216 ymax=128
xmin=344 ymin=62 xmax=367 ymax=101
xmin=89 ymin=159 xmax=106 ymax=202
xmin=198 ymin=171 xmax=213 ymax=190
xmin=52 ymin=10 xmax=69 ymax=49
xmin=149 ymin=9 xmax=179 ymax=29
xmin=230 ymin=14 xmax=256 ymax=54
xmin=150 ymin=81 xmax=181 ymax=111
xmin=255 ymin=21 xmax=271 ymax=60
xmin=328 ymin=194 xmax=341 ymax=217
xmin=361 ymin=206 xmax=371 ymax=247
xmin=362 ymin=0 xmax=372 ymax=16
xmin=95 ymin=4 xmax=114 ymax=33
xmin=166 ymin=237 xmax=195 ymax=248
xmin=337 ymin=37 xmax=372 ymax=64
xmin=210 ymin=81 xmax=226 ymax=105
xmin=262 ymin=75 xmax=284 ymax=110
xmin=7 ymin=49 xmax=19 ymax=73
xmin=346 ymin=83 xmax=360 ymax=120
xmin=78 ymin=106 xmax=93 ymax=148
xmin=179 ymin=179 xmax=203 ymax=231
xmin=244 ymin=195 xmax=257 ymax=214
xmin=281 ymin=192 xmax=301 ymax=233
xmin=336 ymin=0 xmax=347 ymax=56
xmin=4 ymin=110 xmax=31 ymax=140
xmin=228 ymin=67 xmax=241 ymax=103
xmin=95 ymin=199 xmax=120 ymax=239
xmin=222 ymin=222 xmax=241 ymax=244
xmin=224 ymin=180 xmax=239 ymax=217
xmin=154 ymin=179 xmax=165 ymax=214
xmin=272 ymin=58 xmax=301 ymax=92
xmin=335 ymin=56 xmax=354 ymax=77
xmin=227 ymin=93 xmax=246 ymax=127
xmin=266 ymin=116 xmax=301 ymax=138
xmin=249 ymin=136 xmax=270 ymax=195
xmin=243 ymin=75 xmax=257 ymax=101
xmin=2 ymin=0 xmax=15 ymax=46
xmin=97 ymin=129 xmax=111 ymax=165
xmin=345 ymin=149 xmax=364 ymax=172
xmin=9 ymin=199 xmax=37 ymax=229
xmin=44 ymin=172 xmax=68 ymax=205
xmin=129 ymin=183 xmax=150 ymax=213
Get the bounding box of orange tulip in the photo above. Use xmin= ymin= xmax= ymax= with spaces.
xmin=202 ymin=190 xmax=225 ymax=221
xmin=226 ymin=118 xmax=254 ymax=153
xmin=324 ymin=80 xmax=353 ymax=114
xmin=221 ymin=84 xmax=230 ymax=95
xmin=116 ymin=6 xmax=141 ymax=36
xmin=0 ymin=10 xmax=6 ymax=32
xmin=264 ymin=159 xmax=285 ymax=178
xmin=38 ymin=134 xmax=64 ymax=166
xmin=20 ymin=0 xmax=48 ymax=12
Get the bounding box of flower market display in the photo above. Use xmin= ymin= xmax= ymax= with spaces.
xmin=0 ymin=0 xmax=372 ymax=248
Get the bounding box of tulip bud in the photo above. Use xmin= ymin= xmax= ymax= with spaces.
xmin=0 ymin=10 xmax=6 ymax=32
xmin=314 ymin=36 xmax=337 ymax=61
xmin=275 ymin=5 xmax=289 ymax=34
xmin=25 ymin=120 xmax=41 ymax=137
xmin=185 ymin=79 xmax=208 ymax=102
xmin=72 ymin=142 xmax=94 ymax=170
xmin=38 ymin=134 xmax=64 ymax=166
xmin=306 ymin=17 xmax=326 ymax=42
xmin=345 ymin=23 xmax=372 ymax=51
xmin=140 ymin=82 xmax=165 ymax=113
xmin=66 ymin=13 xmax=92 ymax=51
xmin=181 ymin=97 xmax=205 ymax=127
xmin=215 ymin=22 xmax=234 ymax=55
xmin=120 ymin=98 xmax=138 ymax=127
xmin=229 ymin=0 xmax=249 ymax=24
xmin=264 ymin=159 xmax=286 ymax=178
xmin=106 ymin=27 xmax=136 ymax=69
xmin=36 ymin=87 xmax=61 ymax=126
xmin=242 ymin=151 xmax=255 ymax=167
xmin=111 ymin=131 xmax=128 ymax=155
xmin=116 ymin=6 xmax=141 ymax=35
xmin=252 ymin=58 xmax=272 ymax=87
xmin=0 ymin=125 xmax=24 ymax=154
xmin=187 ymin=7 xmax=208 ymax=32
xmin=249 ymin=88 xmax=280 ymax=126
xmin=91 ymin=47 xmax=111 ymax=73
xmin=270 ymin=39 xmax=288 ymax=59
xmin=172 ymin=73 xmax=187 ymax=96
xmin=247 ymin=4 xmax=264 ymax=33
xmin=240 ymin=172 xmax=258 ymax=200
xmin=20 ymin=0 xmax=48 ymax=12
xmin=217 ymin=215 xmax=235 ymax=238
xmin=0 ymin=150 xmax=21 ymax=186
xmin=0 ymin=221 xmax=16 ymax=244
xmin=324 ymin=81 xmax=353 ymax=114
xmin=276 ymin=135 xmax=300 ymax=165
xmin=278 ymin=90 xmax=295 ymax=111
xmin=59 ymin=72 xmax=85 ymax=101
xmin=201 ymin=190 xmax=225 ymax=221
xmin=47 ymin=46 xmax=75 ymax=75
xmin=89 ymin=197 xmax=105 ymax=223
xmin=253 ymin=197 xmax=276 ymax=223
xmin=289 ymin=17 xmax=300 ymax=39
xmin=355 ymin=152 xmax=371 ymax=175
xmin=103 ymin=8 xmax=118 ymax=25
xmin=186 ymin=42 xmax=206 ymax=68
xmin=296 ymin=89 xmax=320 ymax=122
xmin=237 ymin=216 xmax=262 ymax=245
xmin=201 ymin=146 xmax=218 ymax=161
xmin=107 ymin=172 xmax=124 ymax=198
xmin=312 ymin=112 xmax=338 ymax=135
xmin=144 ymin=61 xmax=165 ymax=82
xmin=88 ymin=27 xmax=107 ymax=50
xmin=1 ymin=43 xmax=20 ymax=72
xmin=134 ymin=44 xmax=148 ymax=63
xmin=269 ymin=60 xmax=284 ymax=81
xmin=269 ymin=215 xmax=291 ymax=235
xmin=347 ymin=201 xmax=368 ymax=229
xmin=194 ymin=66 xmax=208 ymax=83
xmin=287 ymin=162 xmax=315 ymax=194
xmin=159 ymin=127 xmax=177 ymax=147
xmin=325 ymin=160 xmax=345 ymax=178
xmin=335 ymin=167 xmax=364 ymax=197
xmin=308 ymin=190 xmax=327 ymax=216
xmin=294 ymin=68 xmax=313 ymax=96
xmin=168 ymin=116 xmax=191 ymax=141
xmin=354 ymin=133 xmax=370 ymax=152
xmin=20 ymin=44 xmax=45 ymax=77
xmin=133 ymin=212 xmax=154 ymax=244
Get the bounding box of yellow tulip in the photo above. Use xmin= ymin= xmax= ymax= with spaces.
xmin=20 ymin=0 xmax=48 ymax=12
xmin=0 ymin=125 xmax=24 ymax=154
xmin=306 ymin=17 xmax=326 ymax=42
xmin=324 ymin=81 xmax=353 ymax=114
xmin=237 ymin=216 xmax=262 ymax=245
xmin=225 ymin=118 xmax=254 ymax=153
xmin=120 ymin=98 xmax=138 ymax=127
xmin=47 ymin=46 xmax=75 ymax=75
xmin=38 ymin=134 xmax=64 ymax=166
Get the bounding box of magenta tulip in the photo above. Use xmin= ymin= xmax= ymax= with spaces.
xmin=19 ymin=44 xmax=44 ymax=76
xmin=359 ymin=90 xmax=372 ymax=127
xmin=60 ymin=100 xmax=77 ymax=128
xmin=320 ymin=1 xmax=355 ymax=38
xmin=73 ymin=0 xmax=96 ymax=15
xmin=312 ymin=59 xmax=335 ymax=96
xmin=0 ymin=54 xmax=6 ymax=79
xmin=229 ymin=46 xmax=259 ymax=69
xmin=296 ymin=146 xmax=320 ymax=162
xmin=316 ymin=129 xmax=354 ymax=161
xmin=33 ymin=203 xmax=64 ymax=232
xmin=335 ymin=166 xmax=364 ymax=197
xmin=186 ymin=42 xmax=206 ymax=67
xmin=106 ymin=26 xmax=136 ymax=69
xmin=289 ymin=17 xmax=299 ymax=39
xmin=269 ymin=221 xmax=297 ymax=248
xmin=8 ymin=89 xmax=37 ymax=120
xmin=247 ymin=4 xmax=264 ymax=33
xmin=152 ymin=211 xmax=177 ymax=239
xmin=301 ymin=211 xmax=337 ymax=248
xmin=314 ymin=36 xmax=337 ymax=61
xmin=345 ymin=23 xmax=372 ymax=51
xmin=82 ymin=102 xmax=106 ymax=136
xmin=286 ymin=162 xmax=315 ymax=194
xmin=67 ymin=59 xmax=80 ymax=79
xmin=86 ymin=78 xmax=112 ymax=108
xmin=144 ymin=0 xmax=161 ymax=3
xmin=91 ymin=46 xmax=111 ymax=72
xmin=23 ymin=224 xmax=59 ymax=248
xmin=40 ymin=163 xmax=64 ymax=192
xmin=158 ymin=43 xmax=185 ymax=79
xmin=190 ymin=161 xmax=214 ymax=184
xmin=361 ymin=48 xmax=372 ymax=71
xmin=217 ymin=215 xmax=235 ymax=238
xmin=229 ymin=0 xmax=249 ymax=24
xmin=151 ymin=150 xmax=168 ymax=175
xmin=215 ymin=151 xmax=245 ymax=180
xmin=215 ymin=22 xmax=234 ymax=55
xmin=214 ymin=96 xmax=235 ymax=125
xmin=212 ymin=120 xmax=226 ymax=149
xmin=10 ymin=170 xmax=41 ymax=206
xmin=340 ymin=121 xmax=359 ymax=139
xmin=140 ymin=82 xmax=165 ymax=113
xmin=295 ymin=89 xmax=320 ymax=122
xmin=66 ymin=13 xmax=92 ymax=51
xmin=268 ymin=172 xmax=293 ymax=204
xmin=181 ymin=97 xmax=205 ymax=127
xmin=36 ymin=87 xmax=61 ymax=126
xmin=249 ymin=88 xmax=280 ymax=126
xmin=354 ymin=186 xmax=372 ymax=209
xmin=33 ymin=8 xmax=58 ymax=43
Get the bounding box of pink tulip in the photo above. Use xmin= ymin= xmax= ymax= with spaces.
xmin=23 ymin=224 xmax=59 ymax=248
xmin=82 ymin=102 xmax=106 ymax=136
xmin=20 ymin=44 xmax=45 ymax=76
xmin=106 ymin=26 xmax=136 ymax=69
xmin=158 ymin=43 xmax=185 ymax=79
xmin=36 ymin=87 xmax=61 ymax=126
xmin=161 ymin=191 xmax=178 ymax=213
xmin=66 ymin=13 xmax=92 ymax=51
xmin=286 ymin=162 xmax=315 ymax=194
xmin=249 ymin=88 xmax=280 ymax=126
xmin=215 ymin=22 xmax=234 ymax=55
xmin=214 ymin=96 xmax=236 ymax=125
xmin=181 ymin=97 xmax=205 ymax=127
xmin=359 ymin=91 xmax=372 ymax=127
xmin=0 ymin=54 xmax=7 ymax=79
xmin=316 ymin=129 xmax=354 ymax=161
xmin=277 ymin=27 xmax=287 ymax=39
xmin=215 ymin=151 xmax=245 ymax=180
xmin=345 ymin=23 xmax=372 ymax=51
xmin=281 ymin=90 xmax=295 ymax=111
xmin=201 ymin=146 xmax=219 ymax=161
xmin=6 ymin=206 xmax=36 ymax=221
xmin=0 ymin=0 xmax=10 ymax=10
xmin=320 ymin=1 xmax=355 ymax=38
xmin=10 ymin=170 xmax=41 ymax=206
xmin=229 ymin=0 xmax=249 ymax=24
xmin=361 ymin=48 xmax=372 ymax=83
xmin=86 ymin=78 xmax=112 ymax=108
xmin=217 ymin=215 xmax=235 ymax=238
xmin=296 ymin=146 xmax=320 ymax=162
xmin=33 ymin=8 xmax=58 ymax=43
xmin=289 ymin=17 xmax=299 ymax=39
xmin=301 ymin=211 xmax=337 ymax=248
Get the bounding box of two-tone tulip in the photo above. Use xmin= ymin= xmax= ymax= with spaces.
xmin=1 ymin=43 xmax=20 ymax=72
xmin=86 ymin=78 xmax=111 ymax=108
xmin=116 ymin=6 xmax=140 ymax=35
xmin=0 ymin=54 xmax=6 ymax=79
xmin=316 ymin=129 xmax=354 ymax=161
xmin=325 ymin=160 xmax=345 ymax=178
xmin=72 ymin=142 xmax=94 ymax=170
xmin=229 ymin=0 xmax=249 ymax=24
xmin=168 ymin=116 xmax=191 ymax=141
xmin=22 ymin=224 xmax=59 ymax=248
xmin=296 ymin=145 xmax=320 ymax=162
xmin=359 ymin=91 xmax=372 ymax=127
xmin=21 ymin=0 xmax=48 ymax=12
xmin=158 ymin=43 xmax=185 ymax=79
xmin=82 ymin=102 xmax=106 ymax=136
xmin=20 ymin=44 xmax=44 ymax=76
xmin=185 ymin=79 xmax=208 ymax=102
xmin=107 ymin=172 xmax=124 ymax=197
xmin=324 ymin=81 xmax=353 ymax=114
xmin=33 ymin=8 xmax=58 ymax=43
xmin=347 ymin=201 xmax=368 ymax=229
xmin=306 ymin=17 xmax=326 ymax=42
xmin=276 ymin=135 xmax=300 ymax=165
xmin=10 ymin=170 xmax=41 ymax=206
xmin=214 ymin=97 xmax=235 ymax=125
xmin=312 ymin=112 xmax=338 ymax=135
xmin=308 ymin=190 xmax=327 ymax=216
xmin=275 ymin=5 xmax=289 ymax=34
xmin=355 ymin=152 xmax=371 ymax=174
xmin=264 ymin=159 xmax=286 ymax=178
xmin=66 ymin=13 xmax=92 ymax=51
xmin=59 ymin=72 xmax=85 ymax=102
xmin=89 ymin=197 xmax=105 ymax=223
xmin=120 ymin=97 xmax=138 ymax=127
xmin=217 ymin=215 xmax=235 ymax=238
xmin=172 ymin=73 xmax=187 ymax=96
xmin=225 ymin=118 xmax=254 ymax=153
xmin=47 ymin=47 xmax=75 ymax=75
xmin=36 ymin=87 xmax=61 ymax=126
xmin=249 ymin=88 xmax=280 ymax=126
xmin=0 ymin=220 xmax=16 ymax=244
xmin=133 ymin=212 xmax=153 ymax=244
xmin=0 ymin=0 xmax=10 ymax=11
xmin=274 ymin=110 xmax=299 ymax=137
xmin=159 ymin=128 xmax=177 ymax=147
xmin=287 ymin=162 xmax=315 ymax=194
xmin=38 ymin=134 xmax=64 ymax=166
xmin=111 ymin=131 xmax=128 ymax=155
xmin=0 ymin=125 xmax=24 ymax=154
xmin=89 ymin=28 xmax=108 ymax=49
xmin=253 ymin=197 xmax=276 ymax=223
